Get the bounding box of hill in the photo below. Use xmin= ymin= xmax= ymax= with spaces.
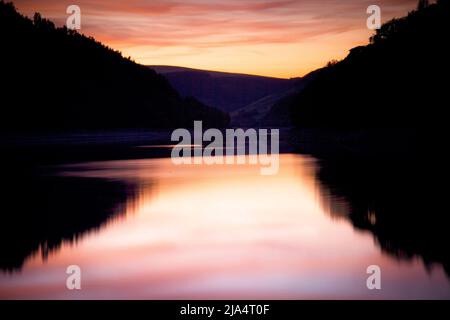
xmin=149 ymin=65 xmax=297 ymax=113
xmin=231 ymin=69 xmax=320 ymax=127
xmin=0 ymin=1 xmax=229 ymax=133
xmin=289 ymin=0 xmax=450 ymax=128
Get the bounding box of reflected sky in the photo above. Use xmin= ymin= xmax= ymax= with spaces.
xmin=1 ymin=154 xmax=449 ymax=299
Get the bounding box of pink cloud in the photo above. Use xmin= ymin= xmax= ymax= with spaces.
xmin=12 ymin=0 xmax=419 ymax=75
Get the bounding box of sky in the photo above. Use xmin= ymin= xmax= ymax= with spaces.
xmin=14 ymin=0 xmax=419 ymax=78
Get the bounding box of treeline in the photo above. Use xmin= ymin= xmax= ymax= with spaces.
xmin=290 ymin=0 xmax=450 ymax=128
xmin=0 ymin=1 xmax=229 ymax=133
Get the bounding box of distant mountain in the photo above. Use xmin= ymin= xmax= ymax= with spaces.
xmin=289 ymin=0 xmax=450 ymax=129
xmin=230 ymin=88 xmax=296 ymax=127
xmin=231 ymin=70 xmax=320 ymax=127
xmin=0 ymin=1 xmax=229 ymax=133
xmin=148 ymin=65 xmax=297 ymax=113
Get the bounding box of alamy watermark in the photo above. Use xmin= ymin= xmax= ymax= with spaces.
xmin=66 ymin=5 xmax=81 ymax=30
xmin=171 ymin=121 xmax=279 ymax=175
xmin=367 ymin=5 xmax=381 ymax=30
xmin=366 ymin=265 xmax=381 ymax=290
xmin=66 ymin=264 xmax=81 ymax=290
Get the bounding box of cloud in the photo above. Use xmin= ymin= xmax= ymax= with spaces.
xmin=13 ymin=0 xmax=419 ymax=77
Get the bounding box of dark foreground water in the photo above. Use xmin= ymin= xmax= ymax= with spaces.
xmin=0 ymin=152 xmax=449 ymax=299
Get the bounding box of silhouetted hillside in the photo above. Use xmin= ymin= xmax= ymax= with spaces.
xmin=256 ymin=70 xmax=321 ymax=127
xmin=149 ymin=65 xmax=296 ymax=113
xmin=0 ymin=1 xmax=229 ymax=133
xmin=290 ymin=0 xmax=449 ymax=128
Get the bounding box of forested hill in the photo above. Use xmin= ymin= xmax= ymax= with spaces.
xmin=0 ymin=1 xmax=229 ymax=133
xmin=290 ymin=0 xmax=450 ymax=128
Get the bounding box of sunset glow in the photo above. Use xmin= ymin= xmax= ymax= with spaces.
xmin=14 ymin=0 xmax=418 ymax=78
xmin=2 ymin=155 xmax=448 ymax=299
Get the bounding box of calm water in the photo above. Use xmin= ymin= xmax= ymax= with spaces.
xmin=0 ymin=154 xmax=449 ymax=299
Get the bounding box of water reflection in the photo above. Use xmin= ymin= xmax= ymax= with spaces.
xmin=316 ymin=152 xmax=450 ymax=277
xmin=0 ymin=154 xmax=449 ymax=299
xmin=0 ymin=161 xmax=138 ymax=271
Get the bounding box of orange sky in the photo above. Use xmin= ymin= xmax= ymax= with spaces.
xmin=14 ymin=0 xmax=418 ymax=78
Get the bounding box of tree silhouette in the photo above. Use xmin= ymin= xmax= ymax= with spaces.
xmin=418 ymin=0 xmax=429 ymax=10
